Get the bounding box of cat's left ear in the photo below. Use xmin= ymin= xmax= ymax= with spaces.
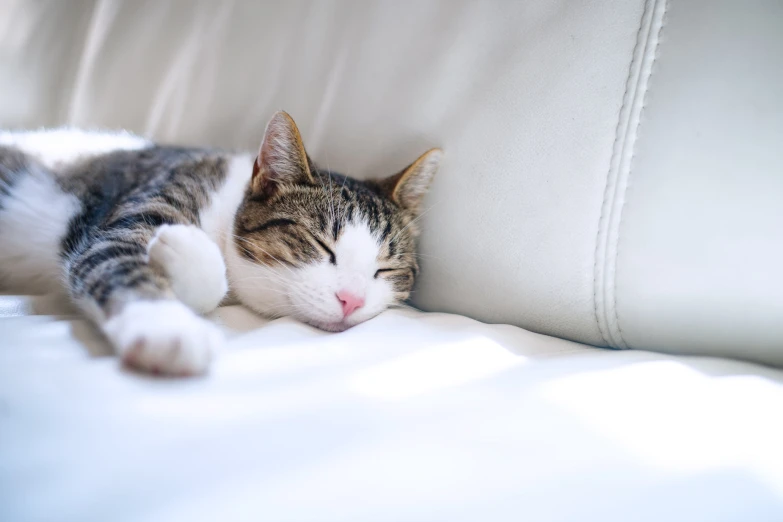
xmin=250 ymin=111 xmax=316 ymax=197
xmin=377 ymin=148 xmax=442 ymax=215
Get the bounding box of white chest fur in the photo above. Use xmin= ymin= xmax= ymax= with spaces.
xmin=198 ymin=153 xmax=253 ymax=257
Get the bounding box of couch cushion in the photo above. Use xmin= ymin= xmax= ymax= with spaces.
xmin=2 ymin=294 xmax=783 ymax=521
xmin=610 ymin=1 xmax=783 ymax=364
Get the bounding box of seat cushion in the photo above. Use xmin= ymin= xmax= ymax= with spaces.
xmin=2 ymin=294 xmax=783 ymax=522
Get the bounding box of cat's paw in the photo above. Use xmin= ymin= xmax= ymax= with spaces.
xmin=148 ymin=224 xmax=228 ymax=314
xmin=104 ymin=300 xmax=223 ymax=376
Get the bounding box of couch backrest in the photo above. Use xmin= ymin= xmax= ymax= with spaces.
xmin=2 ymin=0 xmax=782 ymax=365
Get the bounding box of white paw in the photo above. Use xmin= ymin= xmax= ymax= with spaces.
xmin=104 ymin=300 xmax=223 ymax=376
xmin=148 ymin=224 xmax=228 ymax=314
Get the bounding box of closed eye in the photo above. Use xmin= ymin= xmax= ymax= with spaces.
xmin=313 ymin=237 xmax=337 ymax=265
xmin=374 ymin=268 xmax=402 ymax=279
xmin=243 ymin=218 xmax=297 ymax=234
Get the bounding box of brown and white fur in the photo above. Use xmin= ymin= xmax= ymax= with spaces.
xmin=0 ymin=112 xmax=441 ymax=376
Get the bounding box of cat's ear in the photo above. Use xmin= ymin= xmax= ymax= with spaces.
xmin=250 ymin=111 xmax=315 ymax=197
xmin=378 ymin=148 xmax=442 ymax=214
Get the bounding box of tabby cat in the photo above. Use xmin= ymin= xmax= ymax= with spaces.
xmin=0 ymin=111 xmax=441 ymax=376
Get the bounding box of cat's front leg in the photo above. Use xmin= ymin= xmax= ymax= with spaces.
xmin=65 ymin=230 xmax=223 ymax=376
xmin=103 ymin=300 xmax=221 ymax=375
xmin=147 ymin=224 xmax=228 ymax=314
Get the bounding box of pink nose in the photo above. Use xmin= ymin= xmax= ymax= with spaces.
xmin=336 ymin=290 xmax=365 ymax=318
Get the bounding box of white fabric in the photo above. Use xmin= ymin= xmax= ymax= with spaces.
xmin=2 ymin=294 xmax=783 ymax=521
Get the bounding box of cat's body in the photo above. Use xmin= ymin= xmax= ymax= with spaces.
xmin=0 ymin=112 xmax=441 ymax=375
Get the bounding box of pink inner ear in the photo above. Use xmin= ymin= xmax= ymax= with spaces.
xmin=258 ymin=126 xmax=282 ymax=176
xmin=256 ymin=112 xmax=309 ymax=184
xmin=251 ymin=156 xmax=261 ymax=179
xmin=249 ymin=155 xmax=270 ymax=196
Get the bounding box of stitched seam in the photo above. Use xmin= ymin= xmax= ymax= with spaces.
xmin=593 ymin=0 xmax=655 ymax=348
xmin=611 ymin=0 xmax=669 ymax=348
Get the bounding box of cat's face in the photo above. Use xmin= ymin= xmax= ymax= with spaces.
xmin=228 ymin=111 xmax=441 ymax=332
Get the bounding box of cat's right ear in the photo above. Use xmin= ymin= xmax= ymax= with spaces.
xmin=250 ymin=111 xmax=315 ymax=197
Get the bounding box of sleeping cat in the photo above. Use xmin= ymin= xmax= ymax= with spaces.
xmin=0 ymin=111 xmax=441 ymax=376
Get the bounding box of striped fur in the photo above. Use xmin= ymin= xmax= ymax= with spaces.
xmin=235 ymin=169 xmax=420 ymax=300
xmin=0 ymin=112 xmax=441 ymax=374
xmin=59 ymin=146 xmax=227 ymax=317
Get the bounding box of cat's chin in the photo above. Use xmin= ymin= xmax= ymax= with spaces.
xmin=301 ymin=308 xmax=386 ymax=332
xmin=304 ymin=319 xmax=353 ymax=333
xmin=241 ymin=301 xmax=353 ymax=332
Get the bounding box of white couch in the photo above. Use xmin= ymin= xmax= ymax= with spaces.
xmin=2 ymin=1 xmax=782 ymax=521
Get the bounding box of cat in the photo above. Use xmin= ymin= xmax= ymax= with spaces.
xmin=0 ymin=111 xmax=441 ymax=376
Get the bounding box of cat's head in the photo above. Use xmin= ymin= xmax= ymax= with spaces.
xmin=227 ymin=111 xmax=441 ymax=332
